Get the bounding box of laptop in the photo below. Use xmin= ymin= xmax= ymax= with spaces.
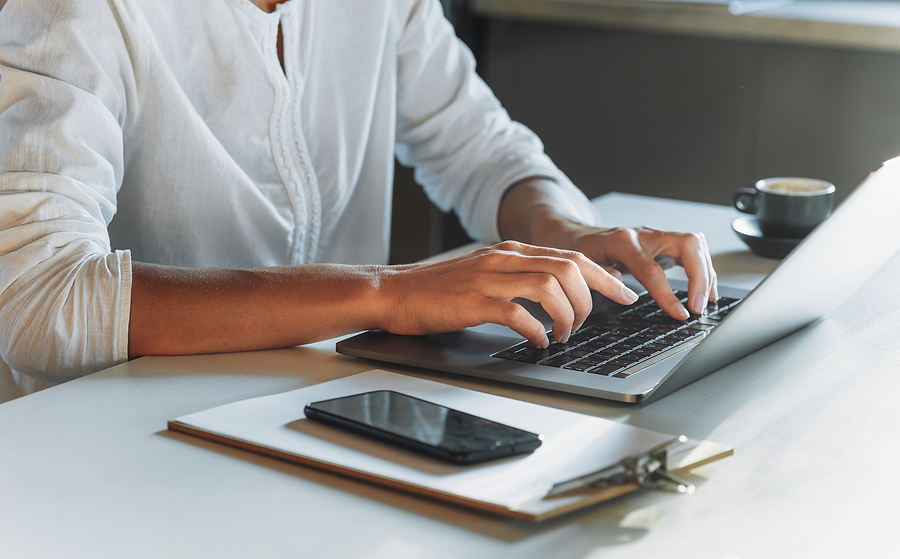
xmin=337 ymin=158 xmax=900 ymax=404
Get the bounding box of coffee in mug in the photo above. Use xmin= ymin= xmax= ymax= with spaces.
xmin=733 ymin=177 xmax=835 ymax=239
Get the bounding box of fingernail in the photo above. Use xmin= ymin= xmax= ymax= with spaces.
xmin=538 ymin=335 xmax=550 ymax=349
xmin=622 ymin=286 xmax=639 ymax=304
xmin=558 ymin=330 xmax=571 ymax=344
xmin=690 ymin=295 xmax=704 ymax=315
xmin=676 ymin=302 xmax=690 ymax=320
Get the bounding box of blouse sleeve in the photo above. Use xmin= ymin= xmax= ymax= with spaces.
xmin=393 ymin=0 xmax=600 ymax=244
xmin=0 ymin=0 xmax=136 ymax=382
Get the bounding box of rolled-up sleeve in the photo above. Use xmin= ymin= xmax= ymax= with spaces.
xmin=393 ymin=0 xmax=599 ymax=244
xmin=0 ymin=1 xmax=134 ymax=382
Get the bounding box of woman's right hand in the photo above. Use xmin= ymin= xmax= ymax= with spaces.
xmin=374 ymin=240 xmax=639 ymax=348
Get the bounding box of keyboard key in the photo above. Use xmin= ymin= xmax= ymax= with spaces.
xmin=605 ymin=358 xmax=636 ymax=369
xmin=665 ymin=330 xmax=694 ymax=341
xmin=630 ymin=332 xmax=657 ymax=343
xmin=562 ymin=361 xmax=597 ymax=372
xmin=539 ymin=354 xmax=581 ymax=367
xmin=545 ymin=342 xmax=573 ymax=355
xmin=596 ymin=333 xmax=627 ymax=343
xmin=579 ymin=354 xmax=609 ymax=364
xmin=656 ymin=316 xmax=686 ymax=327
xmin=697 ymin=316 xmax=722 ymax=326
xmin=567 ymin=333 xmax=596 ymax=343
xmin=648 ymin=323 xmax=681 ymax=334
xmin=614 ymin=353 xmax=643 ymax=364
xmin=587 ymin=363 xmax=624 ymax=376
xmin=579 ymin=341 xmax=605 ymax=353
xmin=515 ymin=349 xmax=549 ymax=363
xmin=580 ymin=326 xmax=611 ymax=336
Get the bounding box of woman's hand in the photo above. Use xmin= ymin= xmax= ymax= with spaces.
xmin=561 ymin=224 xmax=717 ymax=319
xmin=374 ymin=241 xmax=639 ymax=348
xmin=498 ymin=178 xmax=718 ymax=320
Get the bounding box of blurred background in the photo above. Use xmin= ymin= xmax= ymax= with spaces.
xmin=390 ymin=0 xmax=900 ymax=263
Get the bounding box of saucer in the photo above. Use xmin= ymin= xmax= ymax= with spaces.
xmin=732 ymin=217 xmax=801 ymax=259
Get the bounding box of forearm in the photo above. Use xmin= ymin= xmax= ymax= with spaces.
xmin=128 ymin=262 xmax=389 ymax=358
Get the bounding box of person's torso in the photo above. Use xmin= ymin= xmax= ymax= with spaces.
xmin=110 ymin=0 xmax=410 ymax=267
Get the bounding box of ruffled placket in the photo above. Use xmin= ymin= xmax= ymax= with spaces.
xmin=251 ymin=0 xmax=322 ymax=265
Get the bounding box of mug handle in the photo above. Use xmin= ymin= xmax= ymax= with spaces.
xmin=733 ymin=188 xmax=758 ymax=214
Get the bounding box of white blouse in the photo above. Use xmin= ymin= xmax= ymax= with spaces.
xmin=0 ymin=0 xmax=598 ymax=383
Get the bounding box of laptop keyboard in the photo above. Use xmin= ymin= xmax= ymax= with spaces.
xmin=491 ymin=291 xmax=741 ymax=379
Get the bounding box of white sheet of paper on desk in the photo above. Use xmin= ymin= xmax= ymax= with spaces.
xmin=171 ymin=370 xmax=678 ymax=510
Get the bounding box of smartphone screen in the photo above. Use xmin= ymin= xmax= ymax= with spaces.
xmin=304 ymin=390 xmax=542 ymax=464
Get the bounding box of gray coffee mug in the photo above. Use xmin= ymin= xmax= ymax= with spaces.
xmin=733 ymin=177 xmax=835 ymax=239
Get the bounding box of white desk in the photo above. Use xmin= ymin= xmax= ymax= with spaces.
xmin=2 ymin=193 xmax=899 ymax=558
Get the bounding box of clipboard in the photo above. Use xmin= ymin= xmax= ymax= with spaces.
xmin=168 ymin=370 xmax=732 ymax=522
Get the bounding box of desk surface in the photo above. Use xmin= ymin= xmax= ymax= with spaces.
xmin=2 ymin=193 xmax=899 ymax=558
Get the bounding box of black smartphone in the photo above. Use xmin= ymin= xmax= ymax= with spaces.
xmin=303 ymin=390 xmax=542 ymax=465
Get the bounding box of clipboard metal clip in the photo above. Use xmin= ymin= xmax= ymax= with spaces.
xmin=545 ymin=435 xmax=695 ymax=498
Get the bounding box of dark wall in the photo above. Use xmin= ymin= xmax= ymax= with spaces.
xmin=478 ymin=18 xmax=900 ymax=207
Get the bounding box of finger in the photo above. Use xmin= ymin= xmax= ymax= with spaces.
xmin=628 ymin=256 xmax=690 ymax=320
xmin=675 ymin=233 xmax=715 ymax=314
xmin=488 ymin=241 xmax=639 ymax=308
xmin=477 ymin=271 xmax=578 ymax=343
xmin=706 ymin=246 xmax=719 ymax=303
xmin=602 ymin=265 xmax=623 ymax=280
xmin=604 ymin=232 xmax=687 ymax=319
xmin=477 ymin=297 xmax=550 ymax=348
xmin=687 ymin=232 xmax=718 ymax=311
xmin=625 ymin=229 xmax=714 ymax=317
xmin=479 ymin=249 xmax=591 ymax=333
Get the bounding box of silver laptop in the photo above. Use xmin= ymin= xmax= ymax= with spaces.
xmin=337 ymin=158 xmax=900 ymax=403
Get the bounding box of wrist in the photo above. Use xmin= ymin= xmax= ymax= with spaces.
xmin=526 ymin=210 xmax=590 ymax=251
xmin=363 ymin=263 xmax=413 ymax=333
xmin=498 ymin=177 xmax=592 ymax=249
